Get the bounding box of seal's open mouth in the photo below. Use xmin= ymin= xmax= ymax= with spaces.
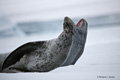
xmin=77 ymin=19 xmax=84 ymax=27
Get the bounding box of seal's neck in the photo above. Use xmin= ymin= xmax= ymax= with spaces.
xmin=57 ymin=30 xmax=73 ymax=47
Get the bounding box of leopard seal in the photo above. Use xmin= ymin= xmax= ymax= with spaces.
xmin=0 ymin=17 xmax=87 ymax=73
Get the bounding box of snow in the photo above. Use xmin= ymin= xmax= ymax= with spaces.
xmin=0 ymin=0 xmax=120 ymax=79
xmin=0 ymin=26 xmax=120 ymax=80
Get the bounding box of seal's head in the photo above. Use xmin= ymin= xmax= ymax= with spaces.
xmin=63 ymin=17 xmax=75 ymax=33
xmin=63 ymin=16 xmax=87 ymax=34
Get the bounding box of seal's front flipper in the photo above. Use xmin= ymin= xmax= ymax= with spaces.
xmin=2 ymin=41 xmax=45 ymax=70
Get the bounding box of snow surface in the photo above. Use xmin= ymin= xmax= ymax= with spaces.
xmin=0 ymin=26 xmax=120 ymax=80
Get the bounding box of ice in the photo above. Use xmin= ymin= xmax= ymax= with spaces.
xmin=0 ymin=16 xmax=25 ymax=38
xmin=0 ymin=14 xmax=120 ymax=38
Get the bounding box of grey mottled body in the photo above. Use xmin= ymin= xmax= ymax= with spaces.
xmin=0 ymin=17 xmax=87 ymax=73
